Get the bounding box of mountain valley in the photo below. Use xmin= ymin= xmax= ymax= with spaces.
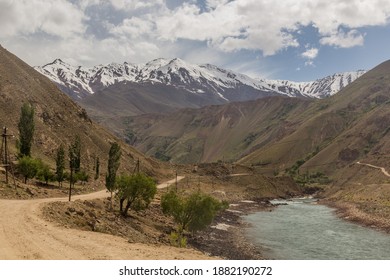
xmin=1 ymin=44 xmax=390 ymax=260
xmin=33 ymin=55 xmax=390 ymax=192
xmin=120 ymin=60 xmax=390 ymax=192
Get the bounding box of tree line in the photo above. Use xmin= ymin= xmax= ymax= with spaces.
xmin=16 ymin=103 xmax=95 ymax=190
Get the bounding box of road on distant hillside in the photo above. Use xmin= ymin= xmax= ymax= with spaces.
xmin=0 ymin=177 xmax=210 ymax=260
xmin=156 ymin=176 xmax=185 ymax=189
xmin=356 ymin=162 xmax=390 ymax=177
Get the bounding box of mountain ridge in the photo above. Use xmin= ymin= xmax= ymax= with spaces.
xmin=35 ymin=58 xmax=365 ymax=101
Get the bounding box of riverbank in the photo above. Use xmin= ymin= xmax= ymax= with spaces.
xmin=190 ymin=198 xmax=276 ymax=259
xmin=321 ymin=199 xmax=390 ymax=233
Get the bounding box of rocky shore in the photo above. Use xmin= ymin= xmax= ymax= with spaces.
xmin=321 ymin=199 xmax=390 ymax=233
xmin=190 ymin=199 xmax=276 ymax=259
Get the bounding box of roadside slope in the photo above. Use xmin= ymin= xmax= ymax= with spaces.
xmin=0 ymin=179 xmax=212 ymax=260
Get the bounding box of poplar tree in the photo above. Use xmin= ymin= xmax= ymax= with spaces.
xmin=73 ymin=135 xmax=81 ymax=173
xmin=56 ymin=144 xmax=65 ymax=187
xmin=106 ymin=142 xmax=121 ymax=207
xmin=18 ymin=103 xmax=35 ymax=157
xmin=68 ymin=143 xmax=77 ymax=201
xmin=94 ymin=156 xmax=100 ymax=180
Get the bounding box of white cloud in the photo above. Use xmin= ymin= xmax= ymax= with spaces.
xmin=305 ymin=60 xmax=315 ymax=67
xmin=206 ymin=0 xmax=230 ymax=10
xmin=0 ymin=0 xmax=86 ymax=38
xmin=108 ymin=0 xmax=164 ymax=11
xmin=302 ymin=48 xmax=319 ymax=60
xmin=1 ymin=0 xmax=390 ymax=71
xmin=320 ymin=29 xmax=365 ymax=48
xmin=110 ymin=17 xmax=155 ymax=39
xmin=153 ymin=0 xmax=390 ymax=56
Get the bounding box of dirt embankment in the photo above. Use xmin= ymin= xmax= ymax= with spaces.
xmin=0 ymin=179 xmax=215 ymax=260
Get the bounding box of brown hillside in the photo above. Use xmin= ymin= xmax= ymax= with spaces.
xmin=123 ymin=96 xmax=313 ymax=164
xmin=118 ymin=59 xmax=390 ymax=188
xmin=240 ymin=60 xmax=390 ymax=184
xmin=0 ymin=45 xmax=168 ymax=179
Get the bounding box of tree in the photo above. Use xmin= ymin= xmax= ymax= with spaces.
xmin=36 ymin=163 xmax=55 ymax=185
xmin=18 ymin=103 xmax=35 ymax=157
xmin=77 ymin=170 xmax=89 ymax=185
xmin=55 ymin=144 xmax=65 ymax=187
xmin=71 ymin=135 xmax=81 ymax=173
xmin=116 ymin=173 xmax=157 ymax=216
xmin=68 ymin=143 xmax=77 ymax=201
xmin=106 ymin=142 xmax=121 ymax=207
xmin=94 ymin=156 xmax=100 ymax=180
xmin=161 ymin=190 xmax=225 ymax=247
xmin=68 ymin=135 xmax=82 ymax=201
xmin=17 ymin=156 xmax=40 ymax=184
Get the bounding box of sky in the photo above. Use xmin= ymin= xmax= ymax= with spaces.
xmin=1 ymin=0 xmax=390 ymax=81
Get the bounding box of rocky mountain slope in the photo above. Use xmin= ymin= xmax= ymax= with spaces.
xmin=0 ymin=45 xmax=167 ymax=178
xmin=240 ymin=60 xmax=390 ymax=181
xmin=122 ymin=97 xmax=313 ymax=164
xmin=35 ymin=58 xmax=365 ymax=101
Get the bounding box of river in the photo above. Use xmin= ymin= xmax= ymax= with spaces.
xmin=243 ymin=198 xmax=390 ymax=259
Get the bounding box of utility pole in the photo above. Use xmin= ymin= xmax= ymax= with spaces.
xmin=175 ymin=170 xmax=178 ymax=192
xmin=69 ymin=166 xmax=73 ymax=201
xmin=1 ymin=127 xmax=13 ymax=185
xmin=132 ymin=158 xmax=140 ymax=175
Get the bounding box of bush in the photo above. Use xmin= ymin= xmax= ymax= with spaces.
xmin=77 ymin=170 xmax=89 ymax=185
xmin=17 ymin=156 xmax=40 ymax=184
xmin=161 ymin=190 xmax=226 ymax=247
xmin=170 ymin=231 xmax=187 ymax=248
xmin=116 ymin=173 xmax=157 ymax=216
xmin=36 ymin=162 xmax=55 ymax=185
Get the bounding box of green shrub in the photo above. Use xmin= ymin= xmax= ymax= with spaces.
xmin=116 ymin=173 xmax=157 ymax=216
xmin=161 ymin=190 xmax=226 ymax=247
xmin=36 ymin=162 xmax=55 ymax=185
xmin=17 ymin=156 xmax=40 ymax=184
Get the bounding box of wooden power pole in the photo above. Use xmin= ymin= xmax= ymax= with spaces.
xmin=1 ymin=127 xmax=15 ymax=186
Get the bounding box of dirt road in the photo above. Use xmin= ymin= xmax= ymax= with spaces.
xmin=356 ymin=162 xmax=390 ymax=177
xmin=0 ymin=179 xmax=212 ymax=260
xmin=156 ymin=176 xmax=185 ymax=189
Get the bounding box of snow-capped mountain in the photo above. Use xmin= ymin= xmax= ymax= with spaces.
xmin=35 ymin=58 xmax=366 ymax=100
xmin=266 ymin=71 xmax=366 ymax=98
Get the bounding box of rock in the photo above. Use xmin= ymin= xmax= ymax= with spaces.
xmin=25 ymin=188 xmax=35 ymax=196
xmin=76 ymin=210 xmax=84 ymax=216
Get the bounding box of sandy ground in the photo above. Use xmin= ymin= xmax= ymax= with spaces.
xmin=0 ymin=179 xmax=214 ymax=260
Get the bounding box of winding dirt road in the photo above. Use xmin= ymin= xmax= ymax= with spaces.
xmin=356 ymin=162 xmax=390 ymax=177
xmin=0 ymin=178 xmax=211 ymax=260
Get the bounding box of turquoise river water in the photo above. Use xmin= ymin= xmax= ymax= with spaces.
xmin=243 ymin=198 xmax=390 ymax=259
